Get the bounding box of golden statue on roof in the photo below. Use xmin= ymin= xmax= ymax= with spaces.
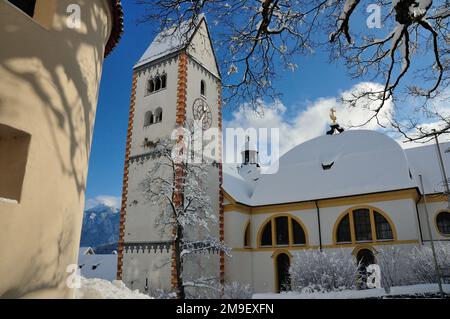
xmin=330 ymin=107 xmax=337 ymax=124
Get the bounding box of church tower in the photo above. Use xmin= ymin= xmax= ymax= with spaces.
xmin=117 ymin=16 xmax=223 ymax=295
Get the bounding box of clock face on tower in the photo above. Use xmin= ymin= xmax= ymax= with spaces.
xmin=192 ymin=98 xmax=212 ymax=130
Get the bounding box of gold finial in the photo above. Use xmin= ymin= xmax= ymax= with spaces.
xmin=330 ymin=107 xmax=337 ymax=124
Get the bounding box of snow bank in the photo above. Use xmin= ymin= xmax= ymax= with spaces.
xmin=74 ymin=277 xmax=152 ymax=299
xmin=253 ymin=284 xmax=450 ymax=299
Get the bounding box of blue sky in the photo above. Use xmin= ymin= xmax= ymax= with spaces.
xmin=85 ymin=2 xmax=438 ymax=207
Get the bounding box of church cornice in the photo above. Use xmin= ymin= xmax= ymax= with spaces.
xmin=223 ymin=187 xmax=421 ymax=214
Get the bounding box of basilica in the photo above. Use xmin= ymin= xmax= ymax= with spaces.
xmin=117 ymin=15 xmax=450 ymax=294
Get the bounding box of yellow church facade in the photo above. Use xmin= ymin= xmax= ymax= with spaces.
xmin=223 ymin=129 xmax=450 ymax=293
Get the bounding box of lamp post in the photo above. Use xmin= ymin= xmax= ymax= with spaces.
xmin=419 ymin=174 xmax=444 ymax=298
xmin=432 ymin=130 xmax=450 ymax=208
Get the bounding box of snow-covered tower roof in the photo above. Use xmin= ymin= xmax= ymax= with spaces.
xmin=134 ymin=14 xmax=221 ymax=78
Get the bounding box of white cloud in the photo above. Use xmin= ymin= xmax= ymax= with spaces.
xmin=224 ymin=82 xmax=394 ymax=156
xmin=85 ymin=195 xmax=121 ymax=210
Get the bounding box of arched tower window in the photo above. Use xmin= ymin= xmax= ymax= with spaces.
xmin=200 ymin=80 xmax=206 ymax=96
xmin=334 ymin=206 xmax=395 ymax=244
xmin=155 ymin=77 xmax=161 ymax=91
xmin=154 ymin=108 xmax=162 ymax=123
xmin=258 ymin=215 xmax=307 ymax=248
xmin=161 ymin=74 xmax=167 ymax=89
xmin=436 ymin=211 xmax=450 ymax=235
xmin=148 ymin=80 xmax=155 ymax=94
xmin=144 ymin=111 xmax=153 ymax=127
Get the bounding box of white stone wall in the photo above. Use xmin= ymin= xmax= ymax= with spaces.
xmin=122 ymin=250 xmax=172 ymax=293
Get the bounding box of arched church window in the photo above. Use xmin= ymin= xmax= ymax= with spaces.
xmin=374 ymin=211 xmax=393 ymax=240
xmin=436 ymin=211 xmax=450 ymax=235
xmin=200 ymin=80 xmax=206 ymax=96
xmin=336 ymin=214 xmax=351 ymax=243
xmin=259 ymin=215 xmax=307 ymax=247
xmin=244 ymin=223 xmax=250 ymax=247
xmin=155 ymin=77 xmax=161 ymax=91
xmin=260 ymin=220 xmax=272 ymax=247
xmin=144 ymin=111 xmax=153 ymax=127
xmin=154 ymin=108 xmax=162 ymax=123
xmin=353 ymin=208 xmax=372 ymax=242
xmin=148 ymin=79 xmax=155 ymax=94
xmin=161 ymin=74 xmax=167 ymax=89
xmin=275 ymin=216 xmax=289 ymax=245
xmin=335 ymin=207 xmax=395 ymax=244
xmin=292 ymin=219 xmax=306 ymax=245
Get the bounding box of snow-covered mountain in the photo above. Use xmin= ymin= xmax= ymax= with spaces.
xmin=80 ymin=203 xmax=120 ymax=250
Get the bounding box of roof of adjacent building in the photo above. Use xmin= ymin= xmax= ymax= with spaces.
xmin=78 ymin=253 xmax=118 ymax=281
xmin=223 ymin=129 xmax=450 ymax=206
xmin=105 ymin=0 xmax=124 ymax=57
xmin=79 ymin=247 xmax=95 ymax=255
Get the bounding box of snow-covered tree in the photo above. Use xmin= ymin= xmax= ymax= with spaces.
xmin=222 ymin=281 xmax=252 ymax=299
xmin=376 ymin=246 xmax=411 ymax=289
xmin=407 ymin=242 xmax=450 ymax=284
xmin=138 ymin=0 xmax=449 ymax=141
xmin=139 ymin=133 xmax=229 ymax=299
xmin=289 ymin=249 xmax=361 ymax=293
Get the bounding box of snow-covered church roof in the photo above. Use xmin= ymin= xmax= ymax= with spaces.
xmin=135 ymin=14 xmax=206 ymax=69
xmin=223 ymin=129 xmax=450 ymax=206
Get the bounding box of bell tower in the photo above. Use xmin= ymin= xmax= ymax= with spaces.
xmin=117 ymin=16 xmax=223 ymax=294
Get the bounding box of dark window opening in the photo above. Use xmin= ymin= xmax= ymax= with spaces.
xmin=201 ymin=80 xmax=206 ymax=96
xmin=148 ymin=80 xmax=155 ymax=94
xmin=356 ymin=249 xmax=376 ymax=289
xmin=244 ymin=150 xmax=250 ymax=164
xmin=275 ymin=216 xmax=289 ymax=245
xmin=353 ymin=209 xmax=372 ymax=242
xmin=155 ymin=77 xmax=161 ymax=91
xmin=154 ymin=108 xmax=162 ymax=123
xmin=276 ymin=253 xmax=291 ymax=293
xmin=374 ymin=211 xmax=393 ymax=240
xmin=161 ymin=74 xmax=167 ymax=89
xmin=261 ymin=221 xmax=272 ymax=246
xmin=0 ymin=124 xmax=31 ymax=202
xmin=292 ymin=220 xmax=306 ymax=245
xmin=337 ymin=214 xmax=351 ymax=243
xmin=321 ymin=161 xmax=334 ymax=170
xmin=144 ymin=111 xmax=153 ymax=126
xmin=436 ymin=211 xmax=450 ymax=235
xmin=8 ymin=0 xmax=36 ymax=17
xmin=244 ymin=223 xmax=250 ymax=247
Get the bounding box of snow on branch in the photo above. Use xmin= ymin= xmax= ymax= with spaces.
xmin=139 ymin=0 xmax=449 ymax=141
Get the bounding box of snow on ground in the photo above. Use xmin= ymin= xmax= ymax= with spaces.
xmin=74 ymin=277 xmax=152 ymax=299
xmin=253 ymin=284 xmax=450 ymax=299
